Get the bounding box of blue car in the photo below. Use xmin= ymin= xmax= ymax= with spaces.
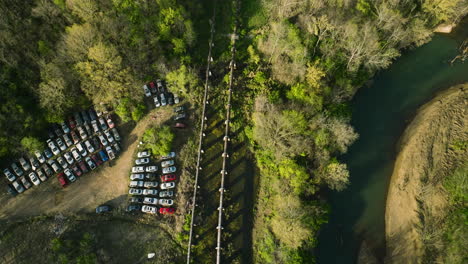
xmin=98 ymin=150 xmax=109 ymax=162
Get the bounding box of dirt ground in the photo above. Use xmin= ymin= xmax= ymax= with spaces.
xmin=0 ymin=107 xmax=174 ymax=220
xmin=385 ymin=84 xmax=467 ymax=263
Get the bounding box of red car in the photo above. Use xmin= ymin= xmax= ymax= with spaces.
xmin=159 ymin=208 xmax=175 ymax=215
xmin=91 ymin=154 xmax=103 ymax=166
xmin=174 ymin=123 xmax=186 ymax=129
xmin=161 ymin=174 xmax=176 ymax=182
xmin=71 ymin=166 xmax=83 ymax=177
xmin=148 ymin=82 xmax=157 ymax=94
xmin=78 ymin=161 xmax=89 ymax=173
xmin=68 ymin=117 xmax=76 ymax=129
xmin=57 ymin=173 xmax=68 ymax=188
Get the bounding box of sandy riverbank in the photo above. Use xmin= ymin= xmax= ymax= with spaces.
xmin=385 ymin=84 xmax=467 ymax=263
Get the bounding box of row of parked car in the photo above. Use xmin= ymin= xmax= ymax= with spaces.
xmin=142 ymin=79 xmax=180 ymax=108
xmin=2 ymin=108 xmax=122 ymax=194
xmin=126 ymin=151 xmax=178 ymax=215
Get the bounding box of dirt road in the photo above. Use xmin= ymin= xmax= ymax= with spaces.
xmin=0 ymin=108 xmax=173 ymax=220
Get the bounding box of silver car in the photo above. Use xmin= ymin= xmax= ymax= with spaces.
xmin=160 ymin=182 xmax=176 ymax=189
xmin=137 ymin=151 xmax=150 ymax=158
xmin=111 ymin=128 xmax=121 ymax=141
xmin=19 ymin=157 xmax=31 ymax=171
xmin=143 ymin=197 xmax=158 ymax=205
xmin=11 ymin=163 xmax=24 ymax=176
xmin=47 ymin=139 xmax=60 ymax=155
xmin=135 ymin=158 xmax=150 ymax=165
xmin=161 ymin=160 xmax=174 ymax=168
xmin=145 ymin=165 xmax=157 ymax=172
xmin=162 ymin=166 xmax=176 ymax=174
xmin=130 ymin=173 xmax=145 ymax=180
xmin=28 ymin=172 xmax=41 ymax=186
xmin=132 ymin=166 xmax=145 ymax=173
xmin=158 ymin=199 xmax=174 ymax=206
xmin=34 ymin=150 xmax=46 ymax=164
xmin=55 ymin=138 xmax=67 ymax=151
xmin=3 ymin=168 xmax=16 ymax=182
xmin=141 ymin=205 xmax=157 ymax=214
xmin=129 ymin=181 xmax=144 ymax=187
xmin=129 ymin=188 xmax=144 ymax=196
xmin=161 ymin=152 xmax=176 ymax=160
xmin=64 ymin=152 xmax=74 ymax=165
xmin=143 ymin=189 xmax=158 ymax=196
xmin=159 ymin=190 xmax=174 ymax=198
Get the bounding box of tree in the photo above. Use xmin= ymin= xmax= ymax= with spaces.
xmin=165 ymin=65 xmax=200 ymax=100
xmin=61 ymin=23 xmax=99 ymax=62
xmin=21 ymin=136 xmax=45 ymax=154
xmin=321 ymin=160 xmax=350 ymax=191
xmin=66 ymin=0 xmax=99 ymax=22
xmin=142 ymin=126 xmax=174 ymax=157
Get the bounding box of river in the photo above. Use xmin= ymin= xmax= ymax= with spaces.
xmin=316 ymin=25 xmax=468 ymax=263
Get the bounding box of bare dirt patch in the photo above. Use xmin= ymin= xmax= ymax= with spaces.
xmin=0 ymin=108 xmax=173 ymax=220
xmin=385 ymin=84 xmax=467 ymax=263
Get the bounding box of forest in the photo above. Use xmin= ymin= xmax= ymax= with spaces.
xmin=0 ymin=0 xmax=466 ymax=263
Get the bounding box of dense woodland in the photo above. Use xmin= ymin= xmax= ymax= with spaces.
xmin=0 ymin=0 xmax=467 ymax=263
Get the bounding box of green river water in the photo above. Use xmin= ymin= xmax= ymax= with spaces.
xmin=316 ymin=25 xmax=468 ymax=263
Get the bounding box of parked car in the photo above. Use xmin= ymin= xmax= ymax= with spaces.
xmin=129 ymin=197 xmax=144 ymax=203
xmin=174 ymin=122 xmax=186 ymax=129
xmin=36 ymin=168 xmax=47 ymax=182
xmin=132 ymin=166 xmax=145 ymax=173
xmin=44 ymin=148 xmax=53 ymax=159
xmin=55 ymin=137 xmax=67 ymax=151
xmin=106 ymin=116 xmax=115 ymax=129
xmin=129 ymin=181 xmax=144 ymax=188
xmin=174 ymin=113 xmax=186 ymax=121
xmin=145 ymin=173 xmax=157 ymax=180
xmin=28 ymin=172 xmax=41 ymax=186
xmin=64 ymin=152 xmax=74 ymax=165
xmin=153 ymin=96 xmax=161 ymax=107
xmin=98 ymin=117 xmax=108 ymax=131
xmin=149 ymin=81 xmax=157 ymax=94
xmin=159 ymin=190 xmax=174 ymax=198
xmin=105 ymin=146 xmax=115 ymax=160
xmin=48 ymin=159 xmax=61 ymax=173
xmin=160 ymin=182 xmax=176 ymax=189
xmin=85 ymin=157 xmax=96 ymax=170
xmin=57 ymin=173 xmax=68 ymax=187
xmin=12 ymin=180 xmax=25 ymax=193
xmin=53 ymin=124 xmax=63 ymax=137
xmin=88 ymin=108 xmax=97 ymax=121
xmin=160 ymin=93 xmax=167 ymax=106
xmin=20 ymin=176 xmax=32 ymax=189
xmin=143 ymin=197 xmax=158 ymax=205
xmin=71 ymin=147 xmax=81 ymax=161
xmin=11 ymin=163 xmax=24 ymax=176
xmin=161 ymin=174 xmax=176 ymax=182
xmin=76 ymin=142 xmax=88 ymax=157
xmin=161 ymin=160 xmax=174 ymax=168
xmin=162 ymin=166 xmax=176 ymax=174
xmin=78 ymin=161 xmax=89 ymax=173
xmin=68 ymin=117 xmax=76 ymax=129
xmin=95 ymin=205 xmax=111 ymax=214
xmin=130 ymin=173 xmax=145 ymax=180
xmin=77 ymin=126 xmax=88 ymax=140
xmin=113 ymin=143 xmax=121 ymax=153
xmin=43 ymin=164 xmax=54 ymax=177
xmin=143 ymin=84 xmax=151 ymax=97
xmin=144 ymin=181 xmax=158 ymax=188
xmin=70 ymin=131 xmax=80 ymax=144
xmin=159 ymin=207 xmax=176 ymax=215
xmin=173 ymin=94 xmax=180 ymax=104
xmin=145 ymin=166 xmax=157 ymax=172
xmin=126 ymin=204 xmax=141 ymax=212
xmin=29 ymin=157 xmax=40 ymax=171
xmin=35 ymin=150 xmax=46 ymax=164
xmin=19 ymin=157 xmax=31 ymax=171
xmin=48 ymin=129 xmax=56 ymax=139
xmin=81 ymin=111 xmax=90 ymax=123
xmin=167 ymin=93 xmax=174 ymax=105
xmin=111 ymin=128 xmax=120 ymax=141
xmin=3 ymin=168 xmax=16 ymax=182
xmin=135 ymin=158 xmax=150 ymax=165
xmin=64 ymin=168 xmax=76 ymax=182
xmin=57 ymin=156 xmax=68 ymax=169
xmin=71 ymin=166 xmax=83 ymax=177
xmin=143 ymin=189 xmax=158 ymax=196
xmin=91 ymin=154 xmax=103 ymax=166
xmin=174 ymin=106 xmax=184 ymax=113
xmin=74 ymin=112 xmax=84 ymax=126
xmin=104 ymin=130 xmax=114 ymax=143
xmin=156 ymin=79 xmax=164 ymax=92
xmin=97 ymin=132 xmax=108 ymax=147
xmin=61 ymin=122 xmax=70 ymax=134
xmin=98 ymin=150 xmax=109 ymax=162
xmin=129 ymin=188 xmax=144 ymax=195
xmin=141 ymin=205 xmax=157 ymax=214
xmin=161 ymin=152 xmax=176 ymax=160
xmin=84 ymin=123 xmax=93 ymax=136
xmin=91 ymin=120 xmax=100 ymax=133
xmin=137 ymin=150 xmax=150 ymax=158
xmin=63 ymin=134 xmax=73 ymax=147
xmin=159 ymin=199 xmax=174 ymax=206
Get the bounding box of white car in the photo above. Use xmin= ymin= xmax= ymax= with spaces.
xmin=71 ymin=147 xmax=81 ymax=161
xmin=143 ymin=189 xmax=158 ymax=196
xmin=76 ymin=142 xmax=87 ymax=157
xmin=98 ymin=117 xmax=108 ymax=131
xmin=161 ymin=152 xmax=176 ymax=160
xmin=77 ymin=126 xmax=88 ymax=140
xmin=160 ymin=182 xmax=176 ymax=190
xmin=145 ymin=166 xmax=157 ymax=172
xmin=129 ymin=188 xmax=144 ymax=195
xmin=64 ymin=152 xmax=74 ymax=165
xmin=47 ymin=139 xmax=60 ymax=155
xmin=161 ymin=160 xmax=174 ymax=168
xmin=57 ymin=156 xmax=68 ymax=169
xmin=84 ymin=140 xmax=95 ymax=153
xmin=104 ymin=130 xmax=114 ymax=143
xmin=34 ymin=151 xmax=46 ymax=164
xmin=144 ymin=181 xmax=158 ymax=188
xmin=141 ymin=205 xmax=157 ymax=214
xmin=160 ymin=93 xmax=166 ymax=106
xmin=48 ymin=160 xmax=61 ymax=173
xmin=29 ymin=157 xmax=40 ymax=171
xmin=162 ymin=166 xmax=176 ymax=174
xmin=135 ymin=158 xmax=150 ymax=165
xmin=85 ymin=157 xmax=96 ymax=170
xmin=64 ymin=168 xmax=76 ymax=182
xmin=56 ymin=138 xmax=67 ymax=151
xmin=111 ymin=128 xmax=120 ymax=141
xmin=36 ymin=168 xmax=47 ymax=182
xmin=98 ymin=133 xmax=108 ymax=147
xmin=143 ymin=197 xmax=158 ymax=205
xmin=105 ymin=146 xmax=115 ymax=160
xmin=153 ymin=96 xmax=161 ymax=107
xmin=63 ymin=134 xmax=73 ymax=147
xmin=137 ymin=151 xmax=150 ymax=158
xmin=129 ymin=181 xmax=144 ymax=187
xmin=28 ymin=172 xmax=41 ymax=186
xmin=3 ymin=168 xmax=16 ymax=182
xmin=132 ymin=166 xmax=145 ymax=173
xmin=12 ymin=180 xmax=25 ymax=193
xmin=143 ymin=85 xmax=151 ymax=97
xmin=158 ymin=199 xmax=174 ymax=206
xmin=19 ymin=157 xmax=31 ymax=171
xmin=130 ymin=173 xmax=145 ymax=180
xmin=159 ymin=191 xmax=174 ymax=198
xmin=11 ymin=163 xmax=24 ymax=176
xmin=91 ymin=120 xmax=100 ymax=133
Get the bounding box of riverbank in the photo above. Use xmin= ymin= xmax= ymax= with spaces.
xmin=385 ymin=84 xmax=467 ymax=263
